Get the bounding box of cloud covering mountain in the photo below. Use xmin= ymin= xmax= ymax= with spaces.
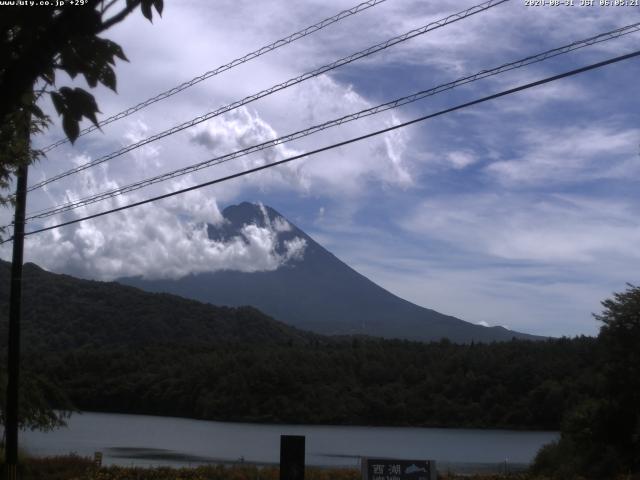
xmin=120 ymin=202 xmax=541 ymax=343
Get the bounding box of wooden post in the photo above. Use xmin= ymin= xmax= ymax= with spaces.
xmin=5 ymin=163 xmax=28 ymax=480
xmin=280 ymin=435 xmax=305 ymax=480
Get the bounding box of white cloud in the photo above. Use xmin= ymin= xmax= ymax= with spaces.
xmin=446 ymin=151 xmax=477 ymax=169
xmin=123 ymin=120 xmax=163 ymax=170
xmin=189 ymin=107 xmax=310 ymax=192
xmin=23 ymin=0 xmax=632 ymax=212
xmin=184 ymin=78 xmax=414 ymax=197
xmin=163 ymin=183 xmax=225 ymax=226
xmin=401 ymin=193 xmax=640 ymax=264
xmin=22 ymin=206 xmax=307 ymax=281
xmin=257 ymin=203 xmax=292 ymax=233
xmin=3 ymin=166 xmax=307 ymax=281
xmin=486 ymin=125 xmax=640 ymax=185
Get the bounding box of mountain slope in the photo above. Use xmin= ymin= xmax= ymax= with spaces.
xmin=0 ymin=260 xmax=314 ymax=352
xmin=120 ymin=202 xmax=541 ymax=343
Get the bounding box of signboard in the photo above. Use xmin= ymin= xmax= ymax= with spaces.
xmin=362 ymin=458 xmax=436 ymax=480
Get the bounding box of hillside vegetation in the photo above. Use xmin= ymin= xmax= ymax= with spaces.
xmin=28 ymin=337 xmax=596 ymax=430
xmin=0 ymin=260 xmax=598 ymax=430
xmin=0 ymin=261 xmax=315 ymax=351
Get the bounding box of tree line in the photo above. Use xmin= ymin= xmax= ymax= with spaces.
xmin=23 ymin=336 xmax=597 ymax=431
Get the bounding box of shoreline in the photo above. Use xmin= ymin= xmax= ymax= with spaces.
xmin=56 ymin=409 xmax=562 ymax=435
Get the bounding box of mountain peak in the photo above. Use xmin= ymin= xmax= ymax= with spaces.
xmin=208 ymin=202 xmax=305 ymax=262
xmin=122 ymin=201 xmax=543 ymax=344
xmin=221 ymin=202 xmax=283 ymax=228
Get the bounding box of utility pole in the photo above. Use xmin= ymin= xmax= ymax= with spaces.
xmin=5 ymin=144 xmax=29 ymax=479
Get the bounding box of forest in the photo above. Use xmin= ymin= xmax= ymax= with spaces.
xmin=24 ymin=336 xmax=597 ymax=430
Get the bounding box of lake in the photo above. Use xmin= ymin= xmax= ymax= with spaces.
xmin=22 ymin=412 xmax=558 ymax=473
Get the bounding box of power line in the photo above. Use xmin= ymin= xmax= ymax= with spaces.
xmin=6 ymin=49 xmax=637 ymax=244
xmin=23 ymin=22 xmax=640 ymax=221
xmin=40 ymin=0 xmax=390 ymax=154
xmin=27 ymin=0 xmax=509 ymax=193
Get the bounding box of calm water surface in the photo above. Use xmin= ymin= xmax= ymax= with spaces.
xmin=22 ymin=412 xmax=558 ymax=472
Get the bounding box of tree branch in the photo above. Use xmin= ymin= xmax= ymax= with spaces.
xmin=101 ymin=0 xmax=120 ymax=15
xmin=100 ymin=1 xmax=140 ymax=32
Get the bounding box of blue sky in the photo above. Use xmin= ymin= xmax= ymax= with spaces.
xmin=1 ymin=0 xmax=639 ymax=337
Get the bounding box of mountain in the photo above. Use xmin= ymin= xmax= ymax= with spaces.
xmin=0 ymin=260 xmax=315 ymax=352
xmin=120 ymin=202 xmax=541 ymax=343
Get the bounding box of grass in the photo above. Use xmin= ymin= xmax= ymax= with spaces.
xmin=1 ymin=456 xmax=361 ymax=480
xmin=2 ymin=455 xmax=639 ymax=480
xmin=2 ymin=454 xmax=94 ymax=480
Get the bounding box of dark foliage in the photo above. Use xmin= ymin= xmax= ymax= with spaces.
xmin=0 ymin=367 xmax=73 ymax=432
xmin=0 ymin=261 xmax=316 ymax=351
xmin=23 ymin=337 xmax=597 ymax=430
xmin=0 ymin=0 xmax=163 ymax=209
xmin=532 ymin=284 xmax=640 ymax=478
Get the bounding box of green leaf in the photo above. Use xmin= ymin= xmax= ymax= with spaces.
xmin=153 ymin=0 xmax=163 ymax=16
xmin=30 ymin=104 xmax=47 ymax=122
xmin=112 ymin=43 xmax=129 ymax=62
xmin=84 ymin=70 xmax=99 ymax=88
xmin=62 ymin=114 xmax=80 ymax=144
xmin=104 ymin=39 xmax=128 ymax=64
xmin=52 ymin=88 xmax=101 ymax=141
xmin=61 ymin=37 xmax=127 ymax=89
xmin=141 ymin=0 xmax=153 ymax=21
xmin=50 ymin=92 xmax=65 ymax=115
xmin=99 ymin=65 xmax=117 ymax=92
xmin=59 ymin=45 xmax=81 ymax=79
xmin=66 ymin=88 xmax=100 ymax=126
xmin=57 ymin=87 xmax=80 ymax=120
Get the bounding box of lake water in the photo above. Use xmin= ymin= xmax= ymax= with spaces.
xmin=22 ymin=412 xmax=558 ymax=473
